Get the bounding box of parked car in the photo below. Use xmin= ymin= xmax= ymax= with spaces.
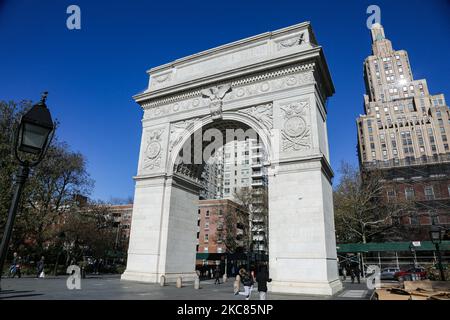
xmin=380 ymin=267 xmax=400 ymax=280
xmin=394 ymin=267 xmax=427 ymax=281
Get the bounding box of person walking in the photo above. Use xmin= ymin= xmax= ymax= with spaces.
xmin=214 ymin=267 xmax=221 ymax=285
xmin=255 ymin=265 xmax=272 ymax=300
xmin=234 ymin=268 xmax=254 ymax=300
xmin=36 ymin=256 xmax=45 ymax=278
xmin=342 ymin=262 xmax=347 ymax=281
xmin=10 ymin=252 xmax=22 ymax=278
xmin=350 ymin=265 xmax=361 ymax=284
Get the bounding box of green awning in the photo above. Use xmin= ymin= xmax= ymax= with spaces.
xmin=337 ymin=241 xmax=450 ymax=253
xmin=195 ymin=252 xmax=253 ymax=260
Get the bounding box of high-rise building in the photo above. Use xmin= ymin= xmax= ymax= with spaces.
xmin=357 ymin=23 xmax=450 ymax=166
xmin=200 ymin=137 xmax=269 ymax=251
xmin=200 ymin=149 xmax=224 ymax=200
xmin=356 ymin=23 xmax=450 ymax=241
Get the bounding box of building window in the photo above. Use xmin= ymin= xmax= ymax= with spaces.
xmin=424 ymin=186 xmax=435 ymax=200
xmin=431 ymin=214 xmax=440 ymax=225
xmin=401 ymin=131 xmax=414 ymax=155
xmin=387 ymin=189 xmax=396 ymax=201
xmin=204 ymin=222 xmax=209 ymax=230
xmin=405 ymin=187 xmax=415 ymax=200
xmin=410 ymin=213 xmax=420 ymax=225
xmin=204 ymin=234 xmax=209 ymax=242
xmin=205 ymin=210 xmax=210 ymax=217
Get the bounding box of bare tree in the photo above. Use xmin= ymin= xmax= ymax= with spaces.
xmin=233 ymin=187 xmax=269 ymax=254
xmin=211 ymin=202 xmax=249 ymax=253
xmin=334 ymin=162 xmax=413 ymax=243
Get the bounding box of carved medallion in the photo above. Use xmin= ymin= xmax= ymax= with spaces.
xmin=284 ymin=116 xmax=307 ymax=137
xmin=143 ymin=129 xmax=164 ymax=170
xmin=146 ymin=141 xmax=161 ymax=159
xmin=280 ymin=101 xmax=311 ymax=151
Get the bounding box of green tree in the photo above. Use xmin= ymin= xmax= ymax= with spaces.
xmin=61 ymin=201 xmax=116 ymax=263
xmin=0 ymin=100 xmax=93 ymax=259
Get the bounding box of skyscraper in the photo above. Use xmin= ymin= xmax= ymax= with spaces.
xmin=356 ymin=23 xmax=449 ymax=240
xmin=357 ymin=23 xmax=449 ymax=166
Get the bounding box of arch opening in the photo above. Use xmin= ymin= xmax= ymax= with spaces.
xmin=171 ymin=118 xmax=270 ymax=275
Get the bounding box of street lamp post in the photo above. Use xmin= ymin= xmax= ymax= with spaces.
xmin=429 ymin=226 xmax=446 ymax=281
xmin=0 ymin=92 xmax=55 ymax=290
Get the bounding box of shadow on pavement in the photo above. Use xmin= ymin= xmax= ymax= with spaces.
xmin=0 ymin=293 xmax=43 ymax=299
xmin=0 ymin=290 xmax=35 ymax=295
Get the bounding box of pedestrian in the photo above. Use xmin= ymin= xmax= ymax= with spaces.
xmin=93 ymin=259 xmax=99 ymax=274
xmin=36 ymin=256 xmax=45 ymax=278
xmin=354 ymin=266 xmax=361 ymax=284
xmin=234 ymin=268 xmax=254 ymax=300
xmin=98 ymin=258 xmax=104 ymax=274
xmin=350 ymin=265 xmax=361 ymax=284
xmin=10 ymin=252 xmax=22 ymax=278
xmin=342 ymin=263 xmax=347 ymax=281
xmin=255 ymin=265 xmax=272 ymax=300
xmin=214 ymin=267 xmax=221 ymax=285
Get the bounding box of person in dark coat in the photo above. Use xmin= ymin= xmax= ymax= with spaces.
xmin=214 ymin=267 xmax=221 ymax=285
xmin=10 ymin=252 xmax=22 ymax=278
xmin=235 ymin=268 xmax=254 ymax=300
xmin=36 ymin=256 xmax=45 ymax=278
xmin=350 ymin=265 xmax=361 ymax=284
xmin=255 ymin=265 xmax=272 ymax=300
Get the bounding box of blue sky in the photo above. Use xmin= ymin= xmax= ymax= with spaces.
xmin=0 ymin=0 xmax=449 ymax=201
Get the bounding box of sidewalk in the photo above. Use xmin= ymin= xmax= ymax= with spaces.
xmin=0 ymin=275 xmax=372 ymax=300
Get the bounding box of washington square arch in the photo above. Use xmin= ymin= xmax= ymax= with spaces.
xmin=121 ymin=21 xmax=343 ymax=295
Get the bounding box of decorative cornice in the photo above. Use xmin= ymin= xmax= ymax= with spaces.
xmin=140 ymin=62 xmax=316 ymax=110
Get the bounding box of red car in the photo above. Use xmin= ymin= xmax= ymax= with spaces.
xmin=394 ymin=267 xmax=427 ymax=281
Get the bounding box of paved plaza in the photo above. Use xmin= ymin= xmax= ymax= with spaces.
xmin=0 ymin=275 xmax=373 ymax=300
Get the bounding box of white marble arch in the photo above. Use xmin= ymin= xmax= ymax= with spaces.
xmin=166 ymin=112 xmax=276 ymax=176
xmin=121 ymin=21 xmax=343 ymax=295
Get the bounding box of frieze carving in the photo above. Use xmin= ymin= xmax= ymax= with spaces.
xmin=142 ymin=63 xmax=315 ymax=109
xmin=280 ymin=101 xmax=311 ymax=151
xmin=277 ymin=33 xmax=305 ymax=50
xmin=143 ymin=129 xmax=165 ymax=170
xmin=223 ymin=71 xmax=314 ymax=102
xmin=238 ymin=103 xmax=273 ymax=135
xmin=168 ymin=119 xmax=198 ymax=154
xmin=201 ymin=84 xmax=232 ymax=120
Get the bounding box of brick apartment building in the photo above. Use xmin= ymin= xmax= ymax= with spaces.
xmin=196 ymin=199 xmax=246 ymax=267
